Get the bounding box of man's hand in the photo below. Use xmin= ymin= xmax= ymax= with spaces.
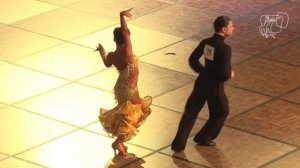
xmin=231 ymin=70 xmax=235 ymax=78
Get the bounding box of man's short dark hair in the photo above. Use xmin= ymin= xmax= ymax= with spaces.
xmin=214 ymin=16 xmax=231 ymax=32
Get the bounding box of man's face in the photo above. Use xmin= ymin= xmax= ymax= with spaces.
xmin=224 ymin=21 xmax=234 ymax=36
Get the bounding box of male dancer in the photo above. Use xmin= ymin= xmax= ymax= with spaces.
xmin=171 ymin=16 xmax=235 ymax=152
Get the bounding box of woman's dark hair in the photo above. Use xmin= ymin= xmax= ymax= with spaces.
xmin=214 ymin=16 xmax=231 ymax=32
xmin=113 ymin=27 xmax=130 ymax=45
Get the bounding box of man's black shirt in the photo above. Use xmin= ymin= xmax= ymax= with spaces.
xmin=189 ymin=33 xmax=232 ymax=82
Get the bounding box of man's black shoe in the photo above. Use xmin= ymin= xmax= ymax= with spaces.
xmin=171 ymin=146 xmax=185 ymax=152
xmin=197 ymin=140 xmax=216 ymax=146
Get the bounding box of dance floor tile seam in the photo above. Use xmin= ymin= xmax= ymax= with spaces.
xmin=129 ymin=4 xmax=217 ymax=38
xmin=234 ymin=33 xmax=299 ymax=57
xmin=10 ymin=7 xmax=117 ymax=38
xmin=223 ymin=123 xmax=300 ymax=148
xmin=7 ymin=61 xmax=73 ymax=82
xmin=0 ymin=105 xmax=8 ymax=111
xmin=254 ymin=148 xmax=300 ymax=168
xmin=1 ymin=25 xmax=108 ymax=62
xmin=261 ymin=38 xmax=300 ymax=67
xmin=12 ymin=128 xmax=81 ymax=157
xmin=0 ymin=25 xmax=65 ymax=61
xmin=230 ymin=47 xmax=300 ymax=69
xmin=247 ymin=0 xmax=289 ymax=15
xmin=183 ymin=0 xmax=287 ymax=17
xmin=2 ymin=24 xmax=122 ymax=62
xmin=227 ymin=78 xmax=300 ymax=101
xmin=278 ymin=98 xmax=300 ymax=106
xmin=38 ymin=0 xmax=84 ymax=7
xmin=265 ymin=148 xmax=300 ymax=168
xmin=0 ymin=153 xmax=9 ymax=161
xmin=124 ymin=152 xmax=209 ymax=168
xmin=74 ymin=81 xmax=115 ymax=94
xmin=147 ymin=76 xmax=196 ymax=98
xmin=177 ymin=3 xmax=241 ymax=21
xmin=3 ymin=3 xmax=183 ymax=50
xmin=224 ymin=95 xmax=274 ymax=119
xmin=14 ymin=52 xmax=112 ymax=82
xmin=10 ymin=105 xmax=84 ymax=129
xmin=261 ymin=56 xmax=300 ymax=68
xmin=65 ymin=0 xmax=178 ymax=22
xmin=8 ymin=82 xmax=72 ymax=106
xmin=229 ymin=59 xmax=300 ymax=96
xmin=159 ymin=152 xmax=209 ymax=168
xmin=226 ymin=86 xmax=300 ymax=120
xmin=227 ymin=100 xmax=300 ymax=146
xmin=281 ymin=88 xmax=300 ymax=104
xmin=160 ymin=128 xmax=297 ymax=168
xmin=80 ymin=123 xmax=160 ymax=149
xmin=0 ymin=0 xmax=59 ymax=25
xmin=258 ymin=148 xmax=300 ymax=168
xmin=0 ymin=157 xmax=48 ymax=168
xmin=6 ymin=61 xmax=114 ymax=94
xmin=0 ymin=24 xmax=67 ymax=61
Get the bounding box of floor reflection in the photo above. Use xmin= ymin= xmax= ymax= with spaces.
xmin=172 ymin=152 xmax=194 ymax=168
xmin=195 ymin=145 xmax=232 ymax=168
xmin=104 ymin=153 xmax=145 ymax=168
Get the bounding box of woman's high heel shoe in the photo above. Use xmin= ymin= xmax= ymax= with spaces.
xmin=112 ymin=141 xmax=128 ymax=156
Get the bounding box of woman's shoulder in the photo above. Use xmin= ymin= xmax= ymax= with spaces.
xmin=107 ymin=52 xmax=115 ymax=56
xmin=106 ymin=52 xmax=114 ymax=59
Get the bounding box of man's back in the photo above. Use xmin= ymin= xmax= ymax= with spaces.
xmin=203 ymin=34 xmax=232 ymax=82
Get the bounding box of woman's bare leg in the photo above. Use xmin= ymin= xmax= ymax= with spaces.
xmin=112 ymin=135 xmax=128 ymax=156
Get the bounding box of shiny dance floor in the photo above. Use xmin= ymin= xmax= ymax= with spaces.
xmin=0 ymin=0 xmax=299 ymax=167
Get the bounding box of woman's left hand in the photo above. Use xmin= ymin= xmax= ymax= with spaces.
xmin=95 ymin=43 xmax=105 ymax=55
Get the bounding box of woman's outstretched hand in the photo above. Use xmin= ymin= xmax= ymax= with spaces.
xmin=95 ymin=43 xmax=105 ymax=56
xmin=120 ymin=8 xmax=133 ymax=18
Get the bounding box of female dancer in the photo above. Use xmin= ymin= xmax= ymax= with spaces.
xmin=95 ymin=8 xmax=152 ymax=156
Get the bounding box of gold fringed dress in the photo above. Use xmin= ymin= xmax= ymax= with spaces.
xmin=99 ymin=58 xmax=152 ymax=141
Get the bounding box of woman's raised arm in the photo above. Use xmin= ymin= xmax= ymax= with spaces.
xmin=120 ymin=8 xmax=134 ymax=63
